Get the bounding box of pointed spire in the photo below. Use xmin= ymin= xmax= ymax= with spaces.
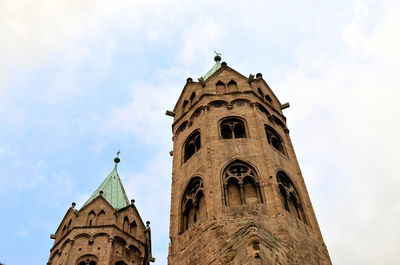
xmin=202 ymin=51 xmax=223 ymax=81
xmin=83 ymin=152 xmax=130 ymax=209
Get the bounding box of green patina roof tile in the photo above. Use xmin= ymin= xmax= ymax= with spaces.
xmin=203 ymin=60 xmax=221 ymax=81
xmin=84 ymin=164 xmax=130 ymax=209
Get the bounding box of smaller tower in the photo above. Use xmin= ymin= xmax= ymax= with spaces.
xmin=48 ymin=154 xmax=154 ymax=265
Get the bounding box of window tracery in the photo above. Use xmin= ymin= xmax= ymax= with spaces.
xmin=223 ymin=161 xmax=262 ymax=206
xmin=264 ymin=125 xmax=285 ymax=154
xmin=184 ymin=130 xmax=201 ymax=162
xmin=277 ymin=172 xmax=307 ymax=224
xmin=181 ymin=178 xmax=205 ymax=232
xmin=76 ymin=255 xmax=98 ymax=265
xmin=220 ymin=118 xmax=246 ymax=139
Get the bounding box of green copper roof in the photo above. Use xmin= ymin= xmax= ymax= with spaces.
xmin=202 ymin=54 xmax=222 ymax=80
xmin=83 ymin=164 xmax=130 ymax=209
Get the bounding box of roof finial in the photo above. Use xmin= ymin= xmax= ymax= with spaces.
xmin=114 ymin=150 xmax=121 ymax=164
xmin=214 ymin=51 xmax=222 ymax=62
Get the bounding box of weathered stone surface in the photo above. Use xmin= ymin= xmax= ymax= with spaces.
xmin=168 ymin=65 xmax=332 ymax=265
xmin=47 ymin=196 xmax=152 ymax=265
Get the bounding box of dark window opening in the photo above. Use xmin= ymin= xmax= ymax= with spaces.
xmin=182 ymin=100 xmax=189 ymax=112
xmin=184 ymin=131 xmax=201 ymax=162
xmin=220 ymin=118 xmax=246 ymax=139
xmin=257 ymin=88 xmax=264 ymax=97
xmin=265 ymin=125 xmax=285 ymax=154
xmin=277 ymin=172 xmax=307 ymax=224
xmin=265 ymin=95 xmax=272 ymax=103
xmin=257 ymin=104 xmax=270 ymax=116
xmin=190 ymin=92 xmax=196 ymax=102
xmin=181 ymin=178 xmax=204 ymax=232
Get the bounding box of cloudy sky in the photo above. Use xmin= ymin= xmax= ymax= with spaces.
xmin=1 ymin=0 xmax=399 ymax=264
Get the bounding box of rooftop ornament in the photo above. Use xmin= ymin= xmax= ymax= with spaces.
xmin=114 ymin=150 xmax=121 ymax=164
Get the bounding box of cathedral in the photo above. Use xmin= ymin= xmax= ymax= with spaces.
xmin=47 ymin=55 xmax=332 ymax=265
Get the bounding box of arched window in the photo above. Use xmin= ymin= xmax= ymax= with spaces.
xmin=96 ymin=210 xmax=105 ymax=225
xmin=216 ymin=81 xmax=226 ymax=94
xmin=257 ymin=88 xmax=264 ymax=97
xmin=87 ymin=210 xmax=96 ymax=226
xmin=257 ymin=104 xmax=270 ymax=116
xmin=182 ymin=100 xmax=189 ymax=112
xmin=76 ymin=255 xmax=98 ymax=265
xmin=129 ymin=221 xmax=137 ymax=236
xmin=265 ymin=95 xmax=272 ymax=103
xmin=181 ymin=178 xmax=205 ymax=232
xmin=264 ymin=125 xmax=285 ymax=154
xmin=190 ymin=92 xmax=196 ymax=102
xmin=184 ymin=130 xmax=201 ymax=162
xmin=220 ymin=118 xmax=246 ymax=139
xmin=122 ymin=216 xmax=129 ymax=232
xmin=223 ymin=161 xmax=262 ymax=206
xmin=228 ymin=80 xmax=238 ymax=92
xmin=277 ymin=172 xmax=307 ymax=224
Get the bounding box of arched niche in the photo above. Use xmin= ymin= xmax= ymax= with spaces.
xmin=181 ymin=177 xmax=205 ymax=233
xmin=222 ymin=160 xmax=263 ymax=206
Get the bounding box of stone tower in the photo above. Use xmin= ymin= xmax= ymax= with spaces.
xmin=47 ymin=155 xmax=155 ymax=265
xmin=167 ymin=55 xmax=332 ymax=265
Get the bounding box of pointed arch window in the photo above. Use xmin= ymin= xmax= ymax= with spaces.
xmin=87 ymin=210 xmax=96 ymax=226
xmin=264 ymin=125 xmax=285 ymax=154
xmin=76 ymin=255 xmax=98 ymax=265
xmin=181 ymin=177 xmax=205 ymax=232
xmin=129 ymin=221 xmax=137 ymax=236
xmin=220 ymin=117 xmax=246 ymax=139
xmin=216 ymin=81 xmax=226 ymax=94
xmin=257 ymin=88 xmax=264 ymax=97
xmin=228 ymin=80 xmax=238 ymax=92
xmin=184 ymin=130 xmax=201 ymax=162
xmin=223 ymin=161 xmax=263 ymax=206
xmin=96 ymin=210 xmax=105 ymax=225
xmin=277 ymin=172 xmax=307 ymax=224
xmin=190 ymin=92 xmax=196 ymax=103
xmin=122 ymin=216 xmax=129 ymax=232
xmin=182 ymin=100 xmax=189 ymax=112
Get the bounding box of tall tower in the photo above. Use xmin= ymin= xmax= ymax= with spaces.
xmin=47 ymin=155 xmax=154 ymax=265
xmin=167 ymin=55 xmax=332 ymax=265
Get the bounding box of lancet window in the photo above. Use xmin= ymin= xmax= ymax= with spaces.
xmin=181 ymin=178 xmax=205 ymax=232
xmin=122 ymin=216 xmax=129 ymax=232
xmin=87 ymin=210 xmax=96 ymax=226
xmin=220 ymin=117 xmax=246 ymax=139
xmin=223 ymin=161 xmax=262 ymax=206
xmin=216 ymin=80 xmax=226 ymax=94
xmin=265 ymin=125 xmax=285 ymax=154
xmin=184 ymin=130 xmax=201 ymax=162
xmin=228 ymin=80 xmax=238 ymax=92
xmin=277 ymin=171 xmax=307 ymax=224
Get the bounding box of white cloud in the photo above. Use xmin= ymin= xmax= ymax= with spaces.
xmin=277 ymin=3 xmax=400 ymax=264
